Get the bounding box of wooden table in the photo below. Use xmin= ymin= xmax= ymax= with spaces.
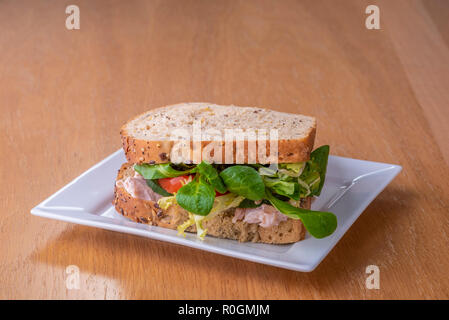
xmin=1 ymin=0 xmax=448 ymax=299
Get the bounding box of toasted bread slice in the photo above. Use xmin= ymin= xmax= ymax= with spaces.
xmin=114 ymin=163 xmax=309 ymax=244
xmin=121 ymin=103 xmax=316 ymax=164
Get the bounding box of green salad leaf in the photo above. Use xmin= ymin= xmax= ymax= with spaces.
xmin=175 ymin=176 xmax=215 ymax=216
xmin=278 ymin=162 xmax=306 ymax=177
xmin=305 ymin=145 xmax=329 ymax=196
xmin=197 ymin=161 xmax=227 ymax=193
xmin=262 ymin=177 xmax=300 ymax=200
xmin=258 ymin=166 xmax=278 ymax=177
xmin=238 ymin=198 xmax=263 ymax=208
xmin=265 ymin=189 xmax=337 ymax=239
xmin=296 ymin=178 xmax=311 ymax=197
xmin=145 ymin=179 xmax=173 ymax=197
xmin=134 ymin=163 xmax=195 ymax=179
xmin=220 ymin=165 xmax=266 ymax=200
xmin=177 ymin=212 xmax=196 ymax=237
xmin=208 ymin=193 xmax=245 ymax=217
xmin=157 ymin=196 xmax=176 ymax=210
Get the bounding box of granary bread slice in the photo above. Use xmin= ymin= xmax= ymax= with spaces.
xmin=114 ymin=163 xmax=309 ymax=244
xmin=121 ymin=103 xmax=316 ymax=164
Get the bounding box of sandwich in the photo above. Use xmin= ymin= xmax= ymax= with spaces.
xmin=114 ymin=103 xmax=337 ymax=244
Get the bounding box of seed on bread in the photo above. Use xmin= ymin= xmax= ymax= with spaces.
xmin=159 ymin=152 xmax=168 ymax=161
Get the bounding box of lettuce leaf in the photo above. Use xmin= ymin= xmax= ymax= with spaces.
xmin=157 ymin=196 xmax=176 ymax=210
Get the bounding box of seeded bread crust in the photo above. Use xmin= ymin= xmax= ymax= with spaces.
xmin=120 ymin=103 xmax=316 ymax=164
xmin=113 ymin=163 xmax=309 ymax=244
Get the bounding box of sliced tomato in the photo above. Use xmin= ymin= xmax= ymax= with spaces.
xmin=159 ymin=175 xmax=230 ymax=196
xmin=158 ymin=175 xmax=192 ymax=194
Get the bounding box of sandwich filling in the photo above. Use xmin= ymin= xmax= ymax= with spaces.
xmin=116 ymin=172 xmax=162 ymax=202
xmin=232 ymin=205 xmax=288 ymax=228
xmin=119 ymin=145 xmax=337 ymax=240
xmin=117 ymin=173 xmax=288 ymax=229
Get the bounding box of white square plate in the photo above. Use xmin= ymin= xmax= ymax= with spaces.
xmin=31 ymin=150 xmax=401 ymax=272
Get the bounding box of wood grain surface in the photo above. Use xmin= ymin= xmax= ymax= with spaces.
xmin=0 ymin=0 xmax=448 ymax=299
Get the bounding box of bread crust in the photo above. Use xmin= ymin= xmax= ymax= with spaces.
xmin=113 ymin=163 xmax=309 ymax=244
xmin=120 ymin=103 xmax=316 ymax=164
